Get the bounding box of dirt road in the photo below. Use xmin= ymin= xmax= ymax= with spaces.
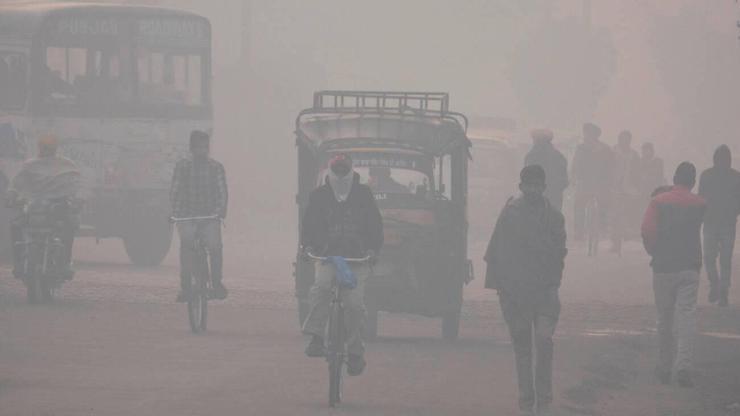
xmin=1 ymin=239 xmax=739 ymax=416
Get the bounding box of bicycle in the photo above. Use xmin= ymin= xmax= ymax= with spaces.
xmin=584 ymin=196 xmax=600 ymax=257
xmin=305 ymin=252 xmax=371 ymax=407
xmin=171 ymin=215 xmax=220 ymax=333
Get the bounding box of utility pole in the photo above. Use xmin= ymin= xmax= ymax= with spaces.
xmin=583 ymin=0 xmax=592 ymax=30
xmin=241 ymin=0 xmax=252 ymax=63
xmin=582 ymin=0 xmax=593 ymax=123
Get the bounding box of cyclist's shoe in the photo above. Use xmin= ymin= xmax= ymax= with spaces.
xmin=346 ymin=354 xmax=366 ymax=376
xmin=176 ymin=290 xmax=189 ymax=303
xmin=676 ymin=369 xmax=694 ymax=388
xmin=718 ymin=291 xmax=729 ymax=307
xmin=59 ymin=267 xmax=75 ymax=281
xmin=12 ymin=267 xmax=26 ymax=280
xmin=212 ymin=282 xmax=228 ymax=300
xmin=305 ymin=335 xmax=325 ymax=358
xmin=655 ymin=368 xmax=671 ymax=385
xmin=708 ymin=285 xmax=719 ymax=304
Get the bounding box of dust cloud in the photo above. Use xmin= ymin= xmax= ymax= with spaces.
xmin=144 ymin=0 xmax=740 ymax=263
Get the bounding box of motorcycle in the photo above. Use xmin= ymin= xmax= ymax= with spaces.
xmin=17 ymin=198 xmax=75 ymax=303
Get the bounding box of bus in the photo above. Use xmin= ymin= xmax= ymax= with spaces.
xmin=0 ymin=3 xmax=213 ymax=265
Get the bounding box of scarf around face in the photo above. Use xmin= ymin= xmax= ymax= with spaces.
xmin=328 ymin=170 xmax=354 ymax=202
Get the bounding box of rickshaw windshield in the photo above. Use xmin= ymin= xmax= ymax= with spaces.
xmin=317 ymin=151 xmax=436 ymax=197
xmin=358 ymin=167 xmax=428 ymax=195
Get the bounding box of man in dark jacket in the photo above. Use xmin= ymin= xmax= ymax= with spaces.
xmin=698 ymin=145 xmax=740 ymax=306
xmin=485 ymin=165 xmax=567 ymax=416
xmin=524 ymin=129 xmax=569 ymax=211
xmin=571 ymin=123 xmax=614 ymax=240
xmin=642 ymin=162 xmax=705 ymax=387
xmin=301 ymin=153 xmax=383 ymax=376
xmin=638 ymin=142 xmax=665 ymax=200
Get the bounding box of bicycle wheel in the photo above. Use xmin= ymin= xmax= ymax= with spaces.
xmin=587 ymin=201 xmax=599 ymax=257
xmin=187 ymin=248 xmax=209 ymax=333
xmin=327 ymin=302 xmax=344 ymax=407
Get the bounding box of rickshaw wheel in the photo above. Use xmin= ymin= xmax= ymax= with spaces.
xmin=364 ymin=305 xmax=379 ymax=341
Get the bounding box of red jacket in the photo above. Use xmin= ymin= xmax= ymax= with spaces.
xmin=641 ymin=185 xmax=705 ymax=272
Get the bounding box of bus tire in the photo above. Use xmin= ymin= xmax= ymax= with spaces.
xmin=123 ymin=217 xmax=173 ymax=267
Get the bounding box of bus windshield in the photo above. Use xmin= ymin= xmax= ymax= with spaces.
xmin=36 ymin=13 xmax=210 ymax=118
xmin=0 ymin=51 xmax=27 ymax=110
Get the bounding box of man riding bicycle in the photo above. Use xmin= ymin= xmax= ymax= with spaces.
xmin=301 ymin=153 xmax=383 ymax=376
xmin=170 ymin=130 xmax=228 ymax=302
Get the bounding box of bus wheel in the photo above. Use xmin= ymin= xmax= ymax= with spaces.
xmin=442 ymin=308 xmax=461 ymax=341
xmin=123 ymin=217 xmax=173 ymax=267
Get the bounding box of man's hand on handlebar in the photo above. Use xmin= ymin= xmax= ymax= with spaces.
xmin=366 ymin=249 xmax=378 ymax=266
xmin=300 ymin=246 xmax=315 ymax=261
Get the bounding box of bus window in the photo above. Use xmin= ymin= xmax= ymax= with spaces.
xmin=0 ymin=52 xmax=28 ymax=110
xmin=44 ymin=45 xmax=131 ymax=108
xmin=137 ymin=48 xmax=204 ymax=107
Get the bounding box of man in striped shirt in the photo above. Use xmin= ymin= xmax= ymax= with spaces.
xmin=170 ymin=130 xmax=228 ymax=302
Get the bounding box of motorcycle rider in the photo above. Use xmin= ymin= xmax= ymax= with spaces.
xmin=170 ymin=130 xmax=229 ymax=302
xmin=8 ymin=134 xmax=81 ymax=280
xmin=300 ymin=153 xmax=383 ymax=376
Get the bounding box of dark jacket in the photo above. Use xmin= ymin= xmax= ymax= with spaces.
xmin=301 ymin=173 xmax=384 ymax=258
xmin=484 ymin=195 xmax=567 ymax=298
xmin=571 ymin=140 xmax=614 ymax=193
xmin=698 ymin=148 xmax=740 ymax=228
xmin=524 ymin=141 xmax=569 ymax=205
xmin=638 ymin=156 xmax=665 ymax=198
xmin=641 ymin=186 xmax=705 ymax=273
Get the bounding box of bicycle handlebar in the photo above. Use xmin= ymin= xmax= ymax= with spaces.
xmin=170 ymin=215 xmax=221 ymax=222
xmin=305 ymin=252 xmax=372 ymax=263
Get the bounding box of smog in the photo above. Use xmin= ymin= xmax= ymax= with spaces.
xmin=1 ymin=1 xmax=739 ymax=415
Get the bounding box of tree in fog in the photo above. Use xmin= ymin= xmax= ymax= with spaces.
xmin=508 ymin=15 xmax=617 ymax=128
xmin=648 ymin=4 xmax=740 ymax=153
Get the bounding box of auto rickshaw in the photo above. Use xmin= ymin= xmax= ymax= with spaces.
xmin=294 ymin=91 xmax=473 ymax=340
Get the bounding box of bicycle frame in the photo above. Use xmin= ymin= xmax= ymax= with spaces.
xmin=585 ymin=197 xmax=600 ymax=257
xmin=305 ymin=252 xmax=370 ymax=407
xmin=171 ymin=216 xmax=220 ymax=333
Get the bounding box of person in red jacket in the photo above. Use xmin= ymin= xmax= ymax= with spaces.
xmin=641 ymin=162 xmax=705 ymax=388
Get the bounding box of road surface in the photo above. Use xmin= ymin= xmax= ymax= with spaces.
xmin=1 ymin=238 xmax=739 ymax=416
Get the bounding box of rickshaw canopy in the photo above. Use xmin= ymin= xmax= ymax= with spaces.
xmin=296 ymin=91 xmax=470 ymax=157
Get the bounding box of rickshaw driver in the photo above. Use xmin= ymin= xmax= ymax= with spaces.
xmin=301 ymin=153 xmax=384 ymax=376
xmin=368 ymin=166 xmax=410 ymax=194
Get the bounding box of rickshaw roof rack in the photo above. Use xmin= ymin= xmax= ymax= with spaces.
xmin=313 ymin=91 xmax=451 ymax=116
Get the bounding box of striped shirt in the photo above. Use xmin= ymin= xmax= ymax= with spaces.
xmin=170 ymin=157 xmax=228 ymax=218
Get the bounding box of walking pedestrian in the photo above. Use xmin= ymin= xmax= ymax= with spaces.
xmin=485 ymin=165 xmax=568 ymax=415
xmin=524 ymin=129 xmax=569 ymax=211
xmin=698 ymin=145 xmax=740 ymax=306
xmin=641 ymin=162 xmax=705 ymax=387
xmin=572 ymin=123 xmax=614 ymax=241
